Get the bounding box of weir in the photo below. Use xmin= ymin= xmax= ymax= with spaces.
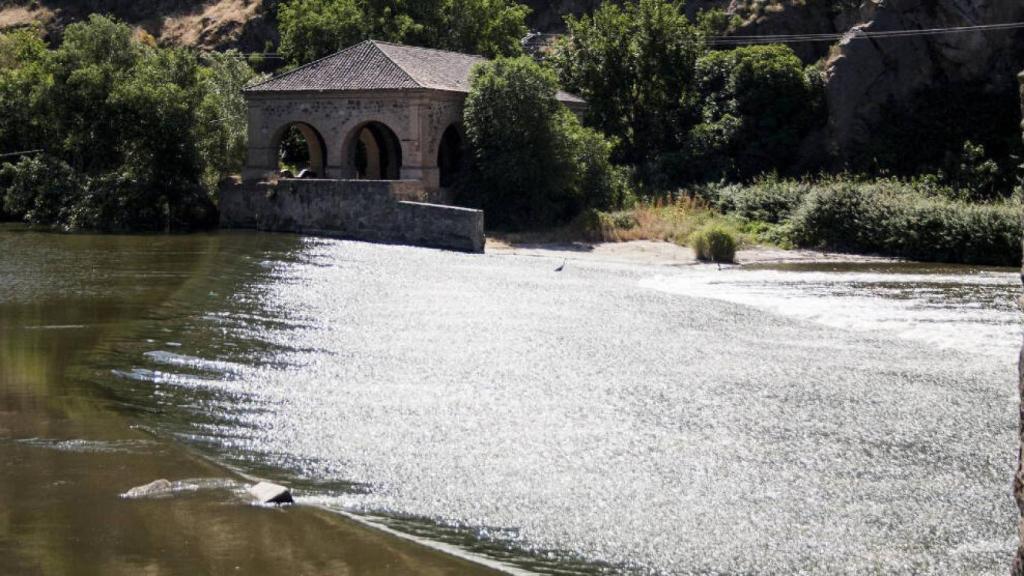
xmin=219 ymin=178 xmax=484 ymax=253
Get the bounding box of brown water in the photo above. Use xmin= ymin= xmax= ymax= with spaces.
xmin=1 ymin=225 xmax=1019 ymax=575
xmin=0 ymin=227 xmax=502 ymax=576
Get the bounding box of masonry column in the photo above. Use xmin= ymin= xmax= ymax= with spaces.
xmin=242 ymin=98 xmax=278 ymax=182
xmin=399 ymin=99 xmax=440 ymax=188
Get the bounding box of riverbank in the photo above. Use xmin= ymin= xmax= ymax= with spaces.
xmin=486 ymin=237 xmax=901 ymax=267
xmin=489 ymin=177 xmax=1022 ymax=267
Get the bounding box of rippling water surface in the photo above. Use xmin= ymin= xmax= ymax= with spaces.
xmin=1 ymin=228 xmax=1019 ymax=575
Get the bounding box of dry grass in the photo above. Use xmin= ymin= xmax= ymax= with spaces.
xmin=0 ymin=5 xmax=53 ymax=30
xmin=155 ymin=0 xmax=259 ymax=48
xmin=494 ymin=197 xmax=765 ymax=248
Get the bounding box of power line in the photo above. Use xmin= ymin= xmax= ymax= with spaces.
xmin=0 ymin=149 xmax=43 ymax=159
xmin=707 ymin=21 xmax=1024 ymax=45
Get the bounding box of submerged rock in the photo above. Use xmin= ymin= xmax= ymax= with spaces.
xmin=122 ymin=478 xmax=173 ymax=499
xmin=248 ymin=481 xmax=293 ymax=505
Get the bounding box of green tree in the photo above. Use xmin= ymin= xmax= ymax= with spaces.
xmin=434 ymin=0 xmax=528 ymax=57
xmin=690 ymin=44 xmax=822 ymax=179
xmin=461 ymin=56 xmax=623 ymax=229
xmin=277 ymin=0 xmax=528 ymax=65
xmin=197 ymin=51 xmax=265 ymax=189
xmin=462 ymin=57 xmax=576 ymax=228
xmin=0 ymin=15 xmax=253 ymax=231
xmin=0 ymin=27 xmax=53 ymax=159
xmin=552 ymin=0 xmax=704 ymax=164
xmin=278 ymin=0 xmax=367 ymax=65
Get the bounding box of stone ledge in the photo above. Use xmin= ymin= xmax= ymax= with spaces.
xmin=219 ymin=179 xmax=484 ymax=253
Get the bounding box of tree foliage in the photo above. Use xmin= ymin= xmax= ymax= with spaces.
xmin=277 ymin=0 xmax=530 ymax=65
xmin=278 ymin=0 xmax=367 ymax=66
xmin=460 ymin=56 xmax=626 ymax=229
xmin=688 ymin=44 xmax=823 ymax=180
xmin=0 ymin=16 xmax=260 ymax=230
xmin=552 ymin=0 xmax=704 ymax=164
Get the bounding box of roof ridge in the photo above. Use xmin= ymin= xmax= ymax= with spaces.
xmin=368 ymin=39 xmax=487 ymax=60
xmin=365 ymin=39 xmax=425 ymax=89
xmin=245 ymin=41 xmax=373 ymax=91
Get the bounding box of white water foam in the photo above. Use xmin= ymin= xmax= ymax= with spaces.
xmin=641 ymin=265 xmax=1021 ymax=360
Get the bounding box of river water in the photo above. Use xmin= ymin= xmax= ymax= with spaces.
xmin=0 ymin=227 xmax=1019 ymax=575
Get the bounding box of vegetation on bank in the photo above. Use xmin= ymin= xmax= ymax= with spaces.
xmin=560 ymin=176 xmax=1021 ymax=267
xmin=0 ymin=17 xmax=259 ymax=231
xmin=690 ymin=224 xmax=737 ymax=263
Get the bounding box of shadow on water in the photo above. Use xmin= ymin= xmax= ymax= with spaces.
xmin=0 ymin=227 xmax=505 ymax=576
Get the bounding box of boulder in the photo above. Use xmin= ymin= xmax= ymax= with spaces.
xmin=248 ymin=481 xmax=293 ymax=504
xmin=122 ymin=478 xmax=173 ymax=499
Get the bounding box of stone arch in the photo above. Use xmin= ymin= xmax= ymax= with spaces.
xmin=271 ymin=121 xmax=327 ymax=177
xmin=343 ymin=121 xmax=403 ymax=180
xmin=437 ymin=124 xmax=464 ymax=188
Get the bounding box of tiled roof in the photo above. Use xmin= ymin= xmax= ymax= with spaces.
xmin=246 ymin=40 xmax=585 ymax=104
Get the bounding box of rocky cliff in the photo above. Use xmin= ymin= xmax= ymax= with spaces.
xmin=819 ymin=0 xmax=1024 ymax=163
xmin=0 ymin=0 xmax=276 ymax=50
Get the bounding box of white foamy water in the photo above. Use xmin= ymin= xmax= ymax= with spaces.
xmin=642 ymin=264 xmax=1021 ymax=361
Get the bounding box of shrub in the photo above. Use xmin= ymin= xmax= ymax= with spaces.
xmin=1 ymin=155 xmax=84 ymax=227
xmin=690 ymin=224 xmax=737 ymax=263
xmin=788 ymin=179 xmax=1021 ymax=265
xmin=714 ymin=175 xmax=811 ymax=223
xmin=563 ymin=115 xmax=632 ymax=212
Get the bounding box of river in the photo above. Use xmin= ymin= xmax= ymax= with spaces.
xmin=0 ymin=226 xmax=1018 ymax=575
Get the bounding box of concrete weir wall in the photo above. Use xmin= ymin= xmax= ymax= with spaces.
xmin=219 ymin=179 xmax=484 ymax=253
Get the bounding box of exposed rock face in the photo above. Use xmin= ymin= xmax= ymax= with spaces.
xmin=0 ymin=0 xmax=276 ymax=51
xmin=822 ymin=0 xmax=1024 ymax=162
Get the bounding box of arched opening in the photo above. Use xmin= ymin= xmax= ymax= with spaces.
xmin=276 ymin=122 xmax=326 ymax=178
xmin=350 ymin=122 xmax=402 ymax=180
xmin=437 ymin=125 xmax=464 ymax=188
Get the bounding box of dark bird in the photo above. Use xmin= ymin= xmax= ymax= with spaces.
xmin=554 ymin=259 xmax=566 ymax=272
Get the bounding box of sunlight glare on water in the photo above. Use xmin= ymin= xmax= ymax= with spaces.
xmin=136 ymin=240 xmax=1019 ymax=575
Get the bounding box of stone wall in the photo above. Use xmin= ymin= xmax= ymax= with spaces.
xmin=220 ymin=179 xmax=484 ymax=253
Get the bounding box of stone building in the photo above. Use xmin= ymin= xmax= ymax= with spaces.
xmin=222 ymin=41 xmax=584 ymax=253
xmin=241 ymin=39 xmax=586 ymax=197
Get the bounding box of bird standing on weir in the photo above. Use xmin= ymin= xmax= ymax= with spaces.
xmin=554 ymin=259 xmax=566 ymax=272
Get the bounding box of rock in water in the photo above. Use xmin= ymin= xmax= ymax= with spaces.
xmin=122 ymin=478 xmax=173 ymax=499
xmin=249 ymin=481 xmax=293 ymax=504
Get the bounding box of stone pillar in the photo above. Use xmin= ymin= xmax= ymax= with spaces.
xmin=243 ymin=101 xmax=279 ymax=182
xmin=399 ymin=99 xmax=441 ymax=188
xmin=1014 ymin=70 xmax=1024 ymax=576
